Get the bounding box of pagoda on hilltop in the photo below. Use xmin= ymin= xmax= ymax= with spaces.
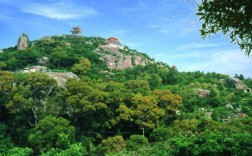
xmin=106 ymin=37 xmax=120 ymax=44
xmin=105 ymin=37 xmax=124 ymax=49
xmin=71 ymin=26 xmax=82 ymax=36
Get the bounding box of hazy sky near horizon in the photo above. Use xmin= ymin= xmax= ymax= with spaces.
xmin=1 ymin=0 xmax=252 ymax=77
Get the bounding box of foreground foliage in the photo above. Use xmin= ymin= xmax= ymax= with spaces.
xmin=195 ymin=0 xmax=252 ymax=55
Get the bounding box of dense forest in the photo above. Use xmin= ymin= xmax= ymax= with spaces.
xmin=0 ymin=35 xmax=252 ymax=156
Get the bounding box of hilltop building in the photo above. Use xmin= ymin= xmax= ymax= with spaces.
xmin=71 ymin=26 xmax=82 ymax=36
xmin=104 ymin=37 xmax=124 ymax=49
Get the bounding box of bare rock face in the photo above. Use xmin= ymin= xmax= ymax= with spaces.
xmin=134 ymin=55 xmax=147 ymax=66
xmin=93 ymin=46 xmax=150 ymax=70
xmin=45 ymin=72 xmax=80 ymax=87
xmin=17 ymin=33 xmax=29 ymax=50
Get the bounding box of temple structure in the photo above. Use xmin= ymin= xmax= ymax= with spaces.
xmin=104 ymin=37 xmax=124 ymax=49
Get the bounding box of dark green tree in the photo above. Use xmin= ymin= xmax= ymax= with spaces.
xmin=28 ymin=115 xmax=76 ymax=154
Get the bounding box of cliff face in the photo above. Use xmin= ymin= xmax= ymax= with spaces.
xmin=93 ymin=45 xmax=151 ymax=70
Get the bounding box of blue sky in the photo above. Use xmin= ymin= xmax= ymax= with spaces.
xmin=1 ymin=0 xmax=252 ymax=77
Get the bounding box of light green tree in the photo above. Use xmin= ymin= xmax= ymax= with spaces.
xmin=71 ymin=58 xmax=91 ymax=76
xmin=6 ymin=73 xmax=58 ymax=126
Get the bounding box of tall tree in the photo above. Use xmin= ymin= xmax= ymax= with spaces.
xmin=6 ymin=73 xmax=58 ymax=126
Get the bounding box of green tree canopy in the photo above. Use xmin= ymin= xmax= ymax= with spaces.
xmin=28 ymin=115 xmax=76 ymax=154
xmin=71 ymin=57 xmax=91 ymax=76
xmin=97 ymin=135 xmax=126 ymax=155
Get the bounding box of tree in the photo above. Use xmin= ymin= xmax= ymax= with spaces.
xmin=71 ymin=58 xmax=91 ymax=76
xmin=0 ymin=71 xmax=15 ymax=121
xmin=127 ymin=134 xmax=148 ymax=151
xmin=125 ymin=80 xmax=150 ymax=95
xmin=0 ymin=61 xmax=6 ymax=70
xmin=41 ymin=143 xmax=88 ymax=156
xmin=150 ymin=126 xmax=176 ymax=141
xmin=153 ymin=89 xmax=182 ymax=122
xmin=166 ymin=67 xmax=178 ymax=84
xmin=6 ymin=73 xmax=58 ymax=126
xmin=0 ymin=123 xmax=14 ymax=155
xmin=131 ymin=94 xmax=165 ymax=129
xmin=143 ymin=73 xmax=163 ymax=89
xmin=28 ymin=115 xmax=76 ymax=154
xmin=195 ymin=0 xmax=252 ymax=55
xmin=5 ymin=147 xmax=33 ymax=156
xmin=97 ymin=136 xmax=126 ymax=155
xmin=5 ymin=57 xmax=19 ymax=70
xmin=0 ymin=71 xmax=14 ymax=103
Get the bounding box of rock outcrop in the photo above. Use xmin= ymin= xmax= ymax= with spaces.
xmin=225 ymin=77 xmax=251 ymax=92
xmin=46 ymin=72 xmax=80 ymax=87
xmin=17 ymin=33 xmax=29 ymax=50
xmin=37 ymin=57 xmax=49 ymax=65
xmin=22 ymin=66 xmax=49 ymax=73
xmin=93 ymin=46 xmax=150 ymax=70
xmin=20 ymin=66 xmax=79 ymax=87
xmin=198 ymin=89 xmax=211 ymax=97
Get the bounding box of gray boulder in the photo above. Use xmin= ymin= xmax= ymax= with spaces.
xmin=37 ymin=57 xmax=49 ymax=65
xmin=45 ymin=72 xmax=80 ymax=87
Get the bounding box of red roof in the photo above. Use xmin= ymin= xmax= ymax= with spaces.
xmin=107 ymin=37 xmax=120 ymax=43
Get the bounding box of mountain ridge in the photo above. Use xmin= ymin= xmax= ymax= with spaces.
xmin=0 ymin=33 xmax=155 ymax=72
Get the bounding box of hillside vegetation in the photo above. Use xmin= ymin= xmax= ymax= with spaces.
xmin=0 ymin=35 xmax=251 ymax=156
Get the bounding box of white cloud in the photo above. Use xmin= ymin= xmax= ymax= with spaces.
xmin=148 ymin=16 xmax=200 ymax=36
xmin=177 ymin=42 xmax=219 ymax=50
xmin=20 ymin=1 xmax=97 ymax=20
xmin=180 ymin=49 xmax=252 ymax=77
xmin=170 ymin=51 xmax=204 ymax=59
